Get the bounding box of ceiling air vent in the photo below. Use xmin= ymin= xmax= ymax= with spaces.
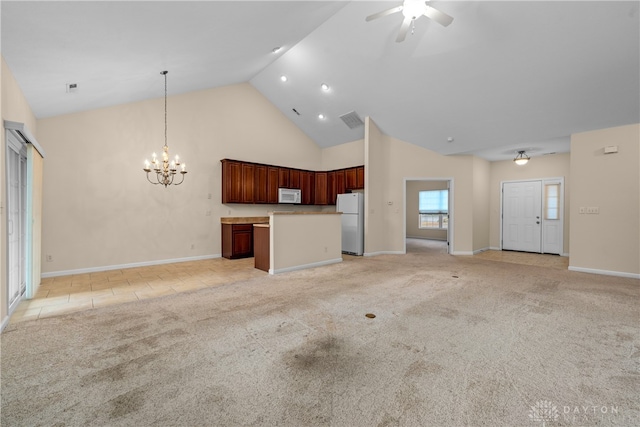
xmin=339 ymin=111 xmax=364 ymax=129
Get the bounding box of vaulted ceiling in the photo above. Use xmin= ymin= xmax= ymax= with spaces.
xmin=2 ymin=1 xmax=639 ymax=161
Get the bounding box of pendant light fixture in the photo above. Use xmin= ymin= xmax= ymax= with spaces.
xmin=514 ymin=150 xmax=530 ymax=166
xmin=143 ymin=71 xmax=187 ymax=187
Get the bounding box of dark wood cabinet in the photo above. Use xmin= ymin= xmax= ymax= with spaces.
xmin=254 ymin=164 xmax=268 ymax=203
xmin=327 ymin=171 xmax=336 ymax=205
xmin=241 ymin=163 xmax=255 ymax=203
xmin=221 ymin=160 xmax=243 ymax=203
xmin=221 ymin=159 xmax=363 ymax=205
xmin=253 ymin=225 xmax=270 ymax=272
xmin=335 ymin=169 xmax=346 ymax=197
xmin=315 ymin=172 xmax=328 ymax=205
xmin=356 ymin=166 xmax=365 ymax=189
xmin=278 ymin=168 xmax=290 ymax=188
xmin=300 ymin=171 xmax=315 ymax=205
xmin=222 ymin=223 xmax=254 ymax=259
xmin=267 ymin=167 xmax=279 ymax=204
xmin=289 ymin=169 xmax=301 ymax=189
xmin=345 ymin=167 xmax=357 ymax=190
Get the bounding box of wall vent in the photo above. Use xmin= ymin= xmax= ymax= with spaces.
xmin=339 ymin=111 xmax=364 ymax=129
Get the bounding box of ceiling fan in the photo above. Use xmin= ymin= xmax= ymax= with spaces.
xmin=365 ymin=0 xmax=454 ymax=42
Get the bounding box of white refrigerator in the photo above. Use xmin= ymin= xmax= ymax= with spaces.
xmin=337 ymin=193 xmax=364 ymax=256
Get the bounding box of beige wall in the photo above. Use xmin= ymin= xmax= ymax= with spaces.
xmin=473 ymin=156 xmax=491 ymax=252
xmin=1 ymin=57 xmax=39 ymax=324
xmin=406 ymin=180 xmax=448 ymax=240
xmin=367 ymin=134 xmax=479 ymax=255
xmin=569 ymin=124 xmax=639 ymax=276
xmin=37 ymin=83 xmax=325 ymax=274
xmin=489 ymin=153 xmax=571 ymax=254
xmin=270 ymin=213 xmax=342 ymax=273
xmin=364 ymin=118 xmax=388 ymax=254
xmin=321 ymin=139 xmax=364 ymax=171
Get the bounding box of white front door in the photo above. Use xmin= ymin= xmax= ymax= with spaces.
xmin=502 ymin=181 xmax=542 ymax=252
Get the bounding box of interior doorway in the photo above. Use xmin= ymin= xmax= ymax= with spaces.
xmin=501 ymin=178 xmax=564 ymax=255
xmin=405 ymin=179 xmax=453 ymax=254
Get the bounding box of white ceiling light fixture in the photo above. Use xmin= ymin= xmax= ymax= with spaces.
xmin=366 ymin=0 xmax=454 ymax=42
xmin=271 ymin=47 xmax=282 ymax=54
xmin=514 ymin=150 xmax=530 ymax=166
xmin=321 ymin=83 xmax=330 ymax=92
xmin=280 ymin=75 xmax=288 ymax=82
xmin=318 ymin=114 xmax=326 ymax=120
xmin=143 ymin=71 xmax=187 ymax=187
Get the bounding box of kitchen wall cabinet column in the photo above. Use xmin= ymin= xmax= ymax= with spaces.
xmin=315 ymin=172 xmax=328 ymax=205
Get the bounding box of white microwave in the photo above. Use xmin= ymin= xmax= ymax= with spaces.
xmin=278 ymin=188 xmax=301 ymax=204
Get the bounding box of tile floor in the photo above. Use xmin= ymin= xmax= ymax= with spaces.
xmin=9 ymin=248 xmax=569 ymax=324
xmin=9 ymin=257 xmax=266 ymax=324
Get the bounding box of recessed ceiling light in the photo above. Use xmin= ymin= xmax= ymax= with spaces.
xmin=321 ymin=83 xmax=330 ymax=92
xmin=447 ymin=137 xmax=454 ymax=143
xmin=272 ymin=47 xmax=282 ymax=53
xmin=280 ymin=75 xmax=288 ymax=82
xmin=318 ymin=114 xmax=326 ymax=120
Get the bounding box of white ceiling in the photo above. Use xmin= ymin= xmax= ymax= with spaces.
xmin=2 ymin=1 xmax=639 ymax=161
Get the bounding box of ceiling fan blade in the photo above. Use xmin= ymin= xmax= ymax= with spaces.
xmin=365 ymin=5 xmax=403 ymax=22
xmin=423 ymin=5 xmax=454 ymax=27
xmin=396 ymin=17 xmax=412 ymax=42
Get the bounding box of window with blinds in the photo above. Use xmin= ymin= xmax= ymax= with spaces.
xmin=418 ymin=190 xmax=448 ymax=229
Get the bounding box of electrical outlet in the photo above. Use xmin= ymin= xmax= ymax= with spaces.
xmin=46 ymin=254 xmax=53 ymax=262
xmin=579 ymin=207 xmax=586 ymax=214
xmin=207 ymin=193 xmax=212 ymax=200
xmin=191 ymin=244 xmax=195 ymax=250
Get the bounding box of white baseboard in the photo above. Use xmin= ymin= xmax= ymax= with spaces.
xmin=489 ymin=246 xmax=501 ymax=251
xmin=364 ymin=251 xmax=405 ymax=256
xmin=270 ymin=258 xmax=342 ymax=275
xmin=41 ymin=254 xmax=221 ymax=278
xmin=568 ymin=266 xmax=640 ymax=279
xmin=473 ymin=247 xmax=490 ymax=254
xmin=1 ymin=315 xmax=10 ymax=333
xmin=452 ymin=251 xmax=474 ymax=255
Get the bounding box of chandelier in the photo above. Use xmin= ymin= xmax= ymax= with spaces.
xmin=143 ymin=71 xmax=186 ymax=187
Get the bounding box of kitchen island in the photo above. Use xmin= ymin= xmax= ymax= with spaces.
xmin=267 ymin=211 xmax=342 ymax=274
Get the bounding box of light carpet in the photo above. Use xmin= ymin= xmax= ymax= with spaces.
xmin=1 ymin=251 xmax=638 ymax=426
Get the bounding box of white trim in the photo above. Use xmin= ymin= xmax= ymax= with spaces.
xmin=4 ymin=120 xmax=46 ymax=158
xmin=364 ymin=250 xmax=405 ymax=256
xmin=453 ymin=251 xmax=475 ymax=255
xmin=561 ymin=252 xmax=569 ymax=257
xmin=404 ymin=177 xmax=455 ymax=255
xmin=473 ymin=247 xmax=490 ymax=254
xmin=568 ymin=266 xmax=640 ymax=279
xmin=1 ymin=315 xmax=10 ymax=333
xmin=499 ymin=176 xmax=565 ymax=254
xmin=41 ymin=254 xmax=221 ymax=278
xmin=270 ymin=258 xmax=342 ymax=275
xmin=489 ymin=246 xmax=501 ymax=251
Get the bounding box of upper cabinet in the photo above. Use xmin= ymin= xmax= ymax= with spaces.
xmin=221 ymin=159 xmax=364 ymax=205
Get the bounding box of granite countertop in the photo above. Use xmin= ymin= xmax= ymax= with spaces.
xmin=269 ymin=211 xmax=342 ymax=215
xmin=253 ymin=223 xmax=270 ymax=228
xmin=220 ymin=216 xmax=269 ymax=224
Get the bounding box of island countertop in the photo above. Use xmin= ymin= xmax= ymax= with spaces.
xmin=220 ymin=216 xmax=269 ymax=224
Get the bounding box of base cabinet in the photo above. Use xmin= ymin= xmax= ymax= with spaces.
xmin=253 ymin=225 xmax=270 ymax=272
xmin=222 ymin=223 xmax=254 ymax=259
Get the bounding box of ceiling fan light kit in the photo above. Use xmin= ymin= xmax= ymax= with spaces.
xmin=366 ymin=0 xmax=454 ymax=43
